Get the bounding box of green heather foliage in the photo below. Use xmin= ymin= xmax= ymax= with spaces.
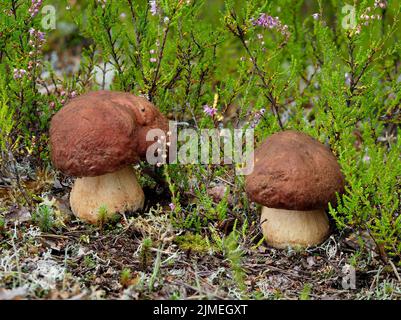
xmin=0 ymin=0 xmax=400 ymax=262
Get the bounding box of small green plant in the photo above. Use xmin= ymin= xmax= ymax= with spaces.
xmin=120 ymin=268 xmax=133 ymax=288
xmin=223 ymin=229 xmax=248 ymax=299
xmin=299 ymin=283 xmax=312 ymax=300
xmin=0 ymin=216 xmax=5 ymax=233
xmin=175 ymin=233 xmax=216 ymax=253
xmin=32 ymin=204 xmax=54 ymax=232
xmin=79 ymin=234 xmax=91 ymax=244
xmin=97 ymin=205 xmax=111 ymax=229
xmin=164 ymin=165 xmax=182 ymax=222
xmin=0 ymin=74 xmax=14 ymax=153
xmin=83 ymin=254 xmax=97 ymax=269
xmin=148 ymin=245 xmax=163 ymax=291
xmin=170 ymin=291 xmax=181 ymax=300
xmin=216 ymin=187 xmax=230 ymax=221
xmin=140 ymin=237 xmax=153 ymax=270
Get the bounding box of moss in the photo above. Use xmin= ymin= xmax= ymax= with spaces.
xmin=175 ymin=233 xmax=217 ymax=253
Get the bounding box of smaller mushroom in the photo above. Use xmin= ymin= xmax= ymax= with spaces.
xmin=49 ymin=91 xmax=168 ymax=224
xmin=245 ymin=130 xmax=345 ymax=249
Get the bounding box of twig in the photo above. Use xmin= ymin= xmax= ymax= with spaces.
xmin=388 ymin=260 xmax=401 ymax=283
xmin=227 ymin=11 xmax=284 ymax=129
xmin=148 ymin=17 xmax=173 ymax=101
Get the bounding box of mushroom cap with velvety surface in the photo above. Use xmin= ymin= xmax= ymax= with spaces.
xmin=50 ymin=90 xmax=168 ymax=177
xmin=245 ymin=130 xmax=345 ymax=211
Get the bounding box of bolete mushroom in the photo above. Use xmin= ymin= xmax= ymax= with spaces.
xmin=50 ymin=91 xmax=168 ymax=224
xmin=245 ymin=130 xmax=345 ymax=249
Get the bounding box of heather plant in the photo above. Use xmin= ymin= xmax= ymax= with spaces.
xmin=32 ymin=202 xmax=54 ymax=232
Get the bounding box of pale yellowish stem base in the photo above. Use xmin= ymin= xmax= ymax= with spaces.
xmin=260 ymin=206 xmax=330 ymax=249
xmin=70 ymin=166 xmax=144 ymax=224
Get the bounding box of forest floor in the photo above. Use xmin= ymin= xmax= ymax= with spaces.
xmin=1 ymin=167 xmax=401 ymax=300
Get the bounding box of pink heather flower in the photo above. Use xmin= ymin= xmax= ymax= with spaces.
xmin=250 ymin=108 xmax=266 ymax=128
xmin=353 ymin=4 xmax=385 ymax=36
xmin=28 ymin=0 xmax=43 ymax=18
xmin=150 ymin=57 xmax=157 ymax=63
xmin=169 ymin=203 xmax=175 ymax=210
xmin=149 ymin=0 xmax=158 ymax=16
xmin=251 ymin=13 xmax=290 ymax=38
xmin=252 ymin=13 xmax=278 ymax=29
xmin=203 ymin=105 xmax=217 ymax=117
xmin=362 ymin=155 xmax=371 ymax=163
xmin=70 ymin=91 xmax=77 ymax=98
xmin=345 ymin=73 xmax=352 ymax=86
xmin=28 ymin=28 xmax=46 ymax=47
xmin=37 ymin=31 xmax=45 ymax=41
xmin=13 ymin=68 xmax=27 ymax=79
xmin=375 ymin=0 xmax=387 ymax=9
xmin=149 ymin=49 xmax=155 ymax=54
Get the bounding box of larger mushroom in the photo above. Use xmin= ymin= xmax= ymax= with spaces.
xmin=245 ymin=130 xmax=345 ymax=249
xmin=50 ymin=91 xmax=168 ymax=224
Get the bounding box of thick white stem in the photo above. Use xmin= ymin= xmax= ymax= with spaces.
xmin=260 ymin=206 xmax=330 ymax=249
xmin=70 ymin=166 xmax=144 ymax=224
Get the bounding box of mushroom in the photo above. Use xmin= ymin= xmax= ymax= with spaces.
xmin=245 ymin=130 xmax=345 ymax=249
xmin=49 ymin=91 xmax=168 ymax=224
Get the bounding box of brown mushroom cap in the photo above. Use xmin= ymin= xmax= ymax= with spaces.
xmin=245 ymin=130 xmax=345 ymax=210
xmin=50 ymin=91 xmax=168 ymax=177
